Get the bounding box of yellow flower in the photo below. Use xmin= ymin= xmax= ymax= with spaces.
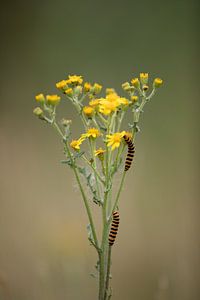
xmin=131 ymin=78 xmax=140 ymax=88
xmin=89 ymin=99 xmax=100 ymax=108
xmin=70 ymin=139 xmax=83 ymax=150
xmin=46 ymin=95 xmax=61 ymax=106
xmin=64 ymin=88 xmax=73 ymax=97
xmin=140 ymin=73 xmax=148 ymax=84
xmin=122 ymin=82 xmax=131 ymax=91
xmin=106 ymin=92 xmax=119 ymax=102
xmin=84 ymin=82 xmax=92 ymax=92
xmin=83 ymin=106 xmax=94 ymax=117
xmin=99 ymin=98 xmax=119 ymax=115
xmin=94 ymin=148 xmax=106 ymax=156
xmin=56 ymin=80 xmax=68 ymax=89
xmin=35 ymin=93 xmax=45 ymax=103
xmin=153 ymin=78 xmax=163 ymax=88
xmin=92 ymin=83 xmax=102 ymax=94
xmin=106 ymin=88 xmax=115 ymax=95
xmin=106 ymin=131 xmax=126 ymax=150
xmin=86 ymin=128 xmax=101 ymax=138
xmin=118 ymin=97 xmax=129 ymax=106
xmin=66 ymin=75 xmax=83 ymax=85
xmin=131 ymin=96 xmax=138 ymax=103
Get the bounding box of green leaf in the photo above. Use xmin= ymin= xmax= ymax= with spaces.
xmin=87 ymin=224 xmax=94 ymax=245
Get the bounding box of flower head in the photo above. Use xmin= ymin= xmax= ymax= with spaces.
xmin=35 ymin=93 xmax=45 ymax=103
xmin=70 ymin=139 xmax=83 ymax=150
xmin=56 ymin=80 xmax=68 ymax=89
xmin=140 ymin=73 xmax=148 ymax=84
xmin=89 ymin=99 xmax=100 ymax=108
xmin=106 ymin=88 xmax=115 ymax=95
xmin=118 ymin=97 xmax=129 ymax=106
xmin=94 ymin=148 xmax=106 ymax=156
xmin=131 ymin=78 xmax=140 ymax=88
xmin=83 ymin=106 xmax=94 ymax=117
xmin=153 ymin=78 xmax=163 ymax=88
xmin=99 ymin=98 xmax=119 ymax=115
xmin=46 ymin=95 xmax=61 ymax=106
xmin=131 ymin=96 xmax=138 ymax=103
xmin=106 ymin=131 xmax=126 ymax=150
xmin=66 ymin=75 xmax=83 ymax=85
xmin=64 ymin=88 xmax=73 ymax=97
xmin=84 ymin=82 xmax=92 ymax=93
xmin=91 ymin=83 xmax=102 ymax=94
xmin=86 ymin=128 xmax=101 ymax=138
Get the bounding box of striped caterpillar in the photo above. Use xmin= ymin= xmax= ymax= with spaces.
xmin=123 ymin=134 xmax=135 ymax=171
xmin=108 ymin=211 xmax=120 ymax=246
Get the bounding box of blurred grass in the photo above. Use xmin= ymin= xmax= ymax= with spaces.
xmin=0 ymin=0 xmax=199 ymax=299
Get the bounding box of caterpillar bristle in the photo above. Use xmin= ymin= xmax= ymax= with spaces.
xmin=123 ymin=135 xmax=135 ymax=171
xmin=108 ymin=211 xmax=120 ymax=246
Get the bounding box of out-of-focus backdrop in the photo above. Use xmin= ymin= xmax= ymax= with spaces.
xmin=0 ymin=0 xmax=199 ymax=299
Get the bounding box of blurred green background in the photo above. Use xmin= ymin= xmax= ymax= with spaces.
xmin=0 ymin=0 xmax=199 ymax=299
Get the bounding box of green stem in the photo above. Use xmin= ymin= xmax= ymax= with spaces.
xmin=82 ymin=155 xmax=105 ymax=185
xmin=53 ymin=121 xmax=99 ymax=249
xmin=104 ymin=246 xmax=112 ymax=299
xmin=111 ymin=171 xmax=126 ymax=215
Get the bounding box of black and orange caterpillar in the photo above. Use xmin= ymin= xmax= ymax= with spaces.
xmin=108 ymin=211 xmax=120 ymax=246
xmin=123 ymin=134 xmax=135 ymax=171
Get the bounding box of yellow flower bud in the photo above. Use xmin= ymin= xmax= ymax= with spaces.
xmin=35 ymin=93 xmax=45 ymax=103
xmin=122 ymin=82 xmax=131 ymax=91
xmin=131 ymin=96 xmax=138 ymax=103
xmin=83 ymin=106 xmax=94 ymax=117
xmin=106 ymin=88 xmax=115 ymax=95
xmin=46 ymin=95 xmax=61 ymax=106
xmin=140 ymin=73 xmax=148 ymax=84
xmin=64 ymin=88 xmax=73 ymax=97
xmin=153 ymin=78 xmax=163 ymax=88
xmin=131 ymin=78 xmax=140 ymax=88
xmin=92 ymin=83 xmax=102 ymax=94
xmin=33 ymin=107 xmax=44 ymax=119
xmin=94 ymin=148 xmax=106 ymax=161
xmin=84 ymin=82 xmax=92 ymax=93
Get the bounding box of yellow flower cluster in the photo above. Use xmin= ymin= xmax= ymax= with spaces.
xmin=122 ymin=73 xmax=163 ymax=94
xmin=35 ymin=93 xmax=61 ymax=106
xmin=55 ymin=75 xmax=102 ymax=100
xmin=83 ymin=92 xmax=130 ymax=117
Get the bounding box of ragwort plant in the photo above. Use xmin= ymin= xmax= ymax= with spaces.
xmin=33 ymin=73 xmax=163 ymax=300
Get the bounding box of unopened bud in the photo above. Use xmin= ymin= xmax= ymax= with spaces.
xmin=61 ymin=119 xmax=72 ymax=127
xmin=33 ymin=107 xmax=44 ymax=119
xmin=142 ymin=85 xmax=149 ymax=91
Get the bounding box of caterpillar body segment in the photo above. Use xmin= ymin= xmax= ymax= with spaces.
xmin=123 ymin=135 xmax=135 ymax=171
xmin=108 ymin=211 xmax=120 ymax=246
